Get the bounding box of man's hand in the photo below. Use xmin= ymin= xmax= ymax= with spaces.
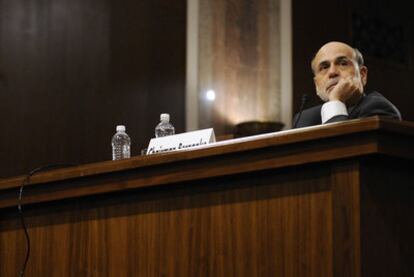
xmin=328 ymin=76 xmax=363 ymax=104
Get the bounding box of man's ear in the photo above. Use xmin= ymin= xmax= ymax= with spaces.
xmin=360 ymin=66 xmax=368 ymax=86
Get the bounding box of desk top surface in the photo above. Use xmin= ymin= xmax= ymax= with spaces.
xmin=0 ymin=116 xmax=413 ymax=209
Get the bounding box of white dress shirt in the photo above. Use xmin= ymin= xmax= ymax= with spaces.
xmin=321 ymin=100 xmax=348 ymax=123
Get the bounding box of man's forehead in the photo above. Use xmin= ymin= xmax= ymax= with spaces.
xmin=315 ymin=43 xmax=354 ymax=63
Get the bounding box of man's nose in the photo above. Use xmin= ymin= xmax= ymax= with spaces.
xmin=328 ymin=65 xmax=339 ymax=77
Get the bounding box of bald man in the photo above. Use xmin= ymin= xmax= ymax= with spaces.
xmin=293 ymin=41 xmax=401 ymax=128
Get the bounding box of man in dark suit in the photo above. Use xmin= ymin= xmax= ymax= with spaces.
xmin=293 ymin=41 xmax=401 ymax=128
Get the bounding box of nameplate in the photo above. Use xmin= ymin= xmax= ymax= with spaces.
xmin=146 ymin=128 xmax=216 ymax=155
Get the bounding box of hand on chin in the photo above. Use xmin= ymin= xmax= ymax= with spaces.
xmin=327 ymin=84 xmax=362 ymax=106
xmin=327 ymin=78 xmax=355 ymax=102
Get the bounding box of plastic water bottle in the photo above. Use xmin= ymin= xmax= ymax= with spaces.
xmin=111 ymin=125 xmax=131 ymax=160
xmin=155 ymin=113 xmax=175 ymax=137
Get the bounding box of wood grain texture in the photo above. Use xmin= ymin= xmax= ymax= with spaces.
xmin=0 ymin=117 xmax=413 ymax=276
xmin=331 ymin=161 xmax=361 ymax=277
xmin=1 ymin=164 xmax=334 ymax=276
xmin=0 ymin=117 xmax=413 ymax=209
xmin=360 ymin=157 xmax=414 ymax=276
xmin=0 ymin=0 xmax=186 ymax=179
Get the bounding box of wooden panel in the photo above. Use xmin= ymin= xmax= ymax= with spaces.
xmin=0 ymin=164 xmax=333 ymax=276
xmin=360 ymin=157 xmax=414 ymax=276
xmin=331 ymin=160 xmax=361 ymax=277
xmin=1 ymin=117 xmax=414 ymax=210
xmin=0 ymin=0 xmax=186 ymax=179
xmin=0 ymin=118 xmax=413 ymax=276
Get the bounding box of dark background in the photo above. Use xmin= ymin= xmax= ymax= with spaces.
xmin=293 ymin=0 xmax=414 ymax=117
xmin=0 ymin=0 xmax=413 ymax=178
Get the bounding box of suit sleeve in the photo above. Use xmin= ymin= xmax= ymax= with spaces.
xmin=325 ymin=115 xmax=349 ymax=123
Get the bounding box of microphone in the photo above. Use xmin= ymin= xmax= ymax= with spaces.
xmin=293 ymin=94 xmax=308 ymax=128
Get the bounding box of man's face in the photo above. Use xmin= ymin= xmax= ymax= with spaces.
xmin=312 ymin=42 xmax=367 ymax=102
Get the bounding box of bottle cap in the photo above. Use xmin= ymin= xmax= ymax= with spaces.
xmin=116 ymin=125 xmax=126 ymax=132
xmin=160 ymin=113 xmax=170 ymax=122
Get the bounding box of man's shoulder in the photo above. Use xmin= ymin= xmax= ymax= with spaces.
xmin=365 ymin=91 xmax=386 ymax=100
xmin=362 ymin=91 xmax=395 ymax=106
xmin=357 ymin=91 xmax=402 ymax=120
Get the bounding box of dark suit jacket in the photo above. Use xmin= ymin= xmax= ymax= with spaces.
xmin=293 ymin=91 xmax=401 ymax=128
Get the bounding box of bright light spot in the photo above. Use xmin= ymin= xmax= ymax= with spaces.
xmin=206 ymin=90 xmax=216 ymax=101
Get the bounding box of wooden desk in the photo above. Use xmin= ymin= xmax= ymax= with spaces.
xmin=1 ymin=116 xmax=413 ymax=276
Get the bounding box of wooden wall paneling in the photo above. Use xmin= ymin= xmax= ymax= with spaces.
xmin=331 ymin=160 xmax=361 ymax=277
xmin=0 ymin=0 xmax=186 ymax=179
xmin=360 ymin=157 xmax=414 ymax=276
